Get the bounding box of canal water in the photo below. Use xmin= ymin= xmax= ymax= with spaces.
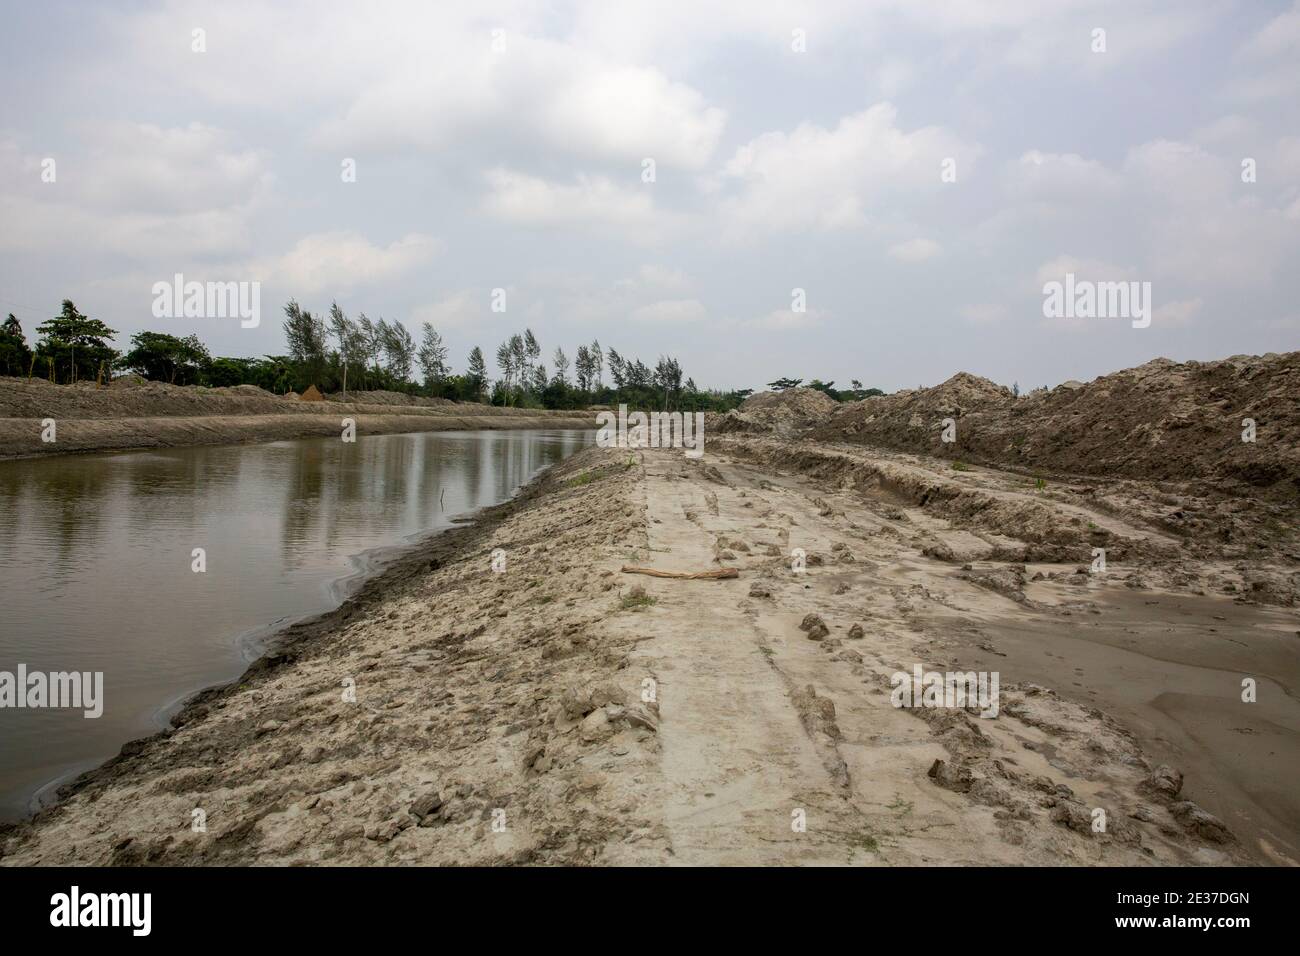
xmin=0 ymin=429 xmax=592 ymax=820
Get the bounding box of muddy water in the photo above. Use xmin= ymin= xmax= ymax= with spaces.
xmin=0 ymin=429 xmax=593 ymax=821
xmin=957 ymin=588 xmax=1300 ymax=865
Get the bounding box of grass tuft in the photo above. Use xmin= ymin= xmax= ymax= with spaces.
xmin=849 ymin=828 xmax=880 ymax=853
xmin=619 ymin=585 xmax=657 ymax=611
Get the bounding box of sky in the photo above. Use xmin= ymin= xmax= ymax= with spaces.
xmin=1 ymin=0 xmax=1297 ymax=393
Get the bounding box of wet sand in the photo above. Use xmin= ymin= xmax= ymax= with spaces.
xmin=947 ymin=589 xmax=1300 ymax=864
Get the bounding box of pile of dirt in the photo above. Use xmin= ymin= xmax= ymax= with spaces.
xmin=714 ymin=387 xmax=838 ymax=437
xmin=0 ymin=376 xmax=298 ymax=420
xmin=820 ymin=372 xmax=1012 ymax=445
xmin=2 ymin=376 xmax=494 ymax=420
xmin=811 ymin=353 xmax=1300 ymax=500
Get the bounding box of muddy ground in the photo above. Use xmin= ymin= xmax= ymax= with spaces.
xmin=0 ymin=376 xmax=594 ymax=458
xmin=3 ymin=438 xmax=1294 ymax=866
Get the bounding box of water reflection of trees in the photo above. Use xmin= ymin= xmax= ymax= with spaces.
xmin=0 ymin=431 xmax=599 ymax=582
xmin=273 ymin=430 xmax=596 ymax=568
xmin=279 ymin=441 xmax=325 ymax=568
xmin=279 ymin=433 xmax=464 ymax=565
xmin=0 ymin=455 xmax=120 ymax=566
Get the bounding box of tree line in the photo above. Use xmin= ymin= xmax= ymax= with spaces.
xmin=766 ymin=377 xmax=884 ymax=402
xmin=0 ymin=299 xmax=755 ymax=412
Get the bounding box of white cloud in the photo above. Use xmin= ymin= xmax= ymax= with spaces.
xmin=308 ymin=25 xmax=725 ymax=168
xmin=875 ymin=57 xmax=915 ymax=97
xmin=78 ymin=121 xmax=271 ymax=215
xmin=1035 ymin=255 xmax=1136 ymax=287
xmin=319 ymin=42 xmax=725 ymax=168
xmin=255 ymin=232 xmax=442 ymax=295
xmin=0 ymin=193 xmax=257 ymax=261
xmin=1192 ymin=114 xmax=1257 ymax=148
xmin=411 ymin=290 xmax=482 ymax=331
xmin=483 ymin=168 xmax=671 ymax=240
xmin=747 ymin=308 xmax=826 ymax=330
xmin=1238 ymin=1 xmax=1300 ymax=60
xmin=959 ymin=304 xmax=1008 ymax=325
xmin=618 ymin=264 xmax=693 ymax=294
xmin=982 ymin=135 xmax=1300 ymax=302
xmin=889 ymin=238 xmax=942 ymax=262
xmin=518 ymin=266 xmax=701 ymax=329
xmin=628 ymin=299 xmax=708 ymax=324
xmin=1122 ymin=140 xmax=1228 ymax=201
xmin=1229 ymin=2 xmax=1300 ymax=101
xmin=1121 ymin=140 xmax=1295 ymax=285
xmin=1152 ymin=298 xmax=1203 ymax=328
xmin=1013 ymin=150 xmax=1121 ymax=197
xmin=1035 ymin=255 xmax=1148 ymax=331
xmin=0 ymin=123 xmax=270 ymax=260
xmin=905 ymin=0 xmax=1219 ymax=71
xmin=717 ymin=104 xmax=976 ymax=237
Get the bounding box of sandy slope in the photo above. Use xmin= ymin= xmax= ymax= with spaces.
xmin=4 ymin=441 xmax=1292 ymax=866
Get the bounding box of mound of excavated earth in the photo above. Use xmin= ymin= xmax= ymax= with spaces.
xmin=811 ymin=352 xmax=1300 ymax=501
xmin=3 ymin=376 xmax=475 ymax=419
xmin=714 ymin=387 xmax=839 ymax=437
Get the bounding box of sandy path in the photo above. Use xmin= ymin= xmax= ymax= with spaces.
xmin=618 ymin=455 xmax=854 ymax=864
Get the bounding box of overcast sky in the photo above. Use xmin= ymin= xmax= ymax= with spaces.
xmin=1 ymin=0 xmax=1297 ymax=392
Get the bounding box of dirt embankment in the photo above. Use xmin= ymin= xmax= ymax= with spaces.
xmin=714 ymin=386 xmax=838 ymax=437
xmin=806 ymin=352 xmax=1300 ymax=501
xmin=4 ymin=442 xmax=1290 ymax=866
xmin=0 ymin=377 xmax=596 ymax=458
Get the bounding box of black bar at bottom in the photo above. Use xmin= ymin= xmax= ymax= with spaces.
xmin=0 ymin=865 xmax=1287 ymax=941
